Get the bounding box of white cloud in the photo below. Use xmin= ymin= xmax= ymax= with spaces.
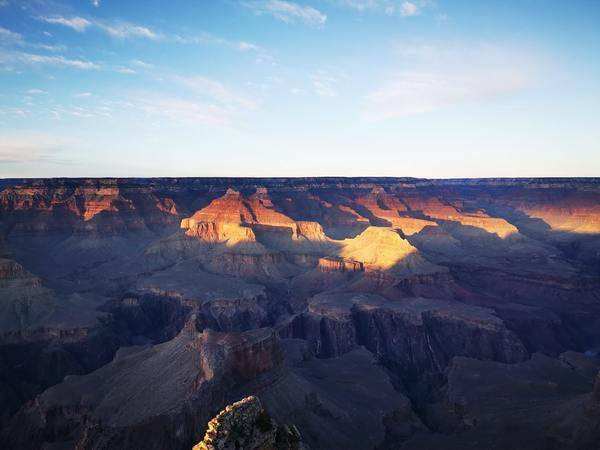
xmin=1 ymin=51 xmax=100 ymax=70
xmin=38 ymin=16 xmax=92 ymax=32
xmin=245 ymin=0 xmax=327 ymax=26
xmin=363 ymin=42 xmax=539 ymax=121
xmin=38 ymin=15 xmax=158 ymax=40
xmin=27 ymin=88 xmax=47 ymax=95
xmin=336 ymin=0 xmax=431 ymax=16
xmin=173 ymin=32 xmax=263 ymax=53
xmin=92 ymin=0 xmax=101 ymax=7
xmin=96 ymin=21 xmax=159 ymax=39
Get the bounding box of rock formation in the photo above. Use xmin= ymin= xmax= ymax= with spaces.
xmin=317 ymin=257 xmax=363 ymax=273
xmin=192 ymin=396 xmax=306 ymax=450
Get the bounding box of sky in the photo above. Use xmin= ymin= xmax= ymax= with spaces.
xmin=0 ymin=0 xmax=599 ymax=178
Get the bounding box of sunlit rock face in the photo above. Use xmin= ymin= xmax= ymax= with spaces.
xmin=400 ymin=195 xmax=519 ymax=238
xmin=354 ymin=187 xmax=438 ymax=235
xmin=1 ymin=177 xmax=600 ymax=450
xmin=513 ymin=203 xmax=600 ymax=234
xmin=339 ymin=226 xmax=417 ymax=270
xmin=317 ymin=257 xmax=364 ymax=273
xmin=183 ymin=221 xmax=258 ymax=245
xmin=192 ymin=395 xmax=307 ymax=450
xmin=180 ymin=188 xmax=297 ymax=246
xmin=186 ymin=188 xmax=295 ymax=229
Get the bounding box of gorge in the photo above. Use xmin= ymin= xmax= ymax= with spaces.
xmin=0 ymin=177 xmax=599 ymax=449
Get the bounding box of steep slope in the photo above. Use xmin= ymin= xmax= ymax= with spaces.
xmin=3 ymin=321 xmax=282 ymax=450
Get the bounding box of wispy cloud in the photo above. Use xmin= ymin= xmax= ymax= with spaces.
xmin=131 ymin=96 xmax=235 ymax=127
xmin=363 ymin=42 xmax=539 ymax=120
xmin=96 ymin=21 xmax=159 ymax=39
xmin=0 ymin=26 xmax=65 ymax=52
xmin=173 ymin=32 xmax=263 ymax=53
xmin=39 ymin=16 xmax=92 ymax=32
xmin=0 ymin=26 xmax=23 ymax=43
xmin=336 ymin=0 xmax=431 ymax=16
xmin=38 ymin=15 xmax=159 ymax=39
xmin=0 ymin=135 xmax=66 ymax=164
xmin=92 ymin=0 xmax=101 ymax=7
xmin=0 ymin=50 xmax=100 ymax=70
xmin=121 ymin=74 xmax=258 ymax=127
xmin=244 ymin=0 xmax=327 ymax=26
xmin=130 ymin=59 xmax=153 ymax=69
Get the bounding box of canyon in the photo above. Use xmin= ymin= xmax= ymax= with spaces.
xmin=0 ymin=177 xmax=599 ymax=449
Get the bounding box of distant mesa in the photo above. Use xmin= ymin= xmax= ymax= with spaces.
xmin=401 ymin=195 xmax=518 ymax=238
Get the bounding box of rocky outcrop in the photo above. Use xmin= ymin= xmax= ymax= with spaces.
xmin=291 ymin=221 xmax=328 ymax=241
xmin=192 ymin=396 xmax=306 ymax=450
xmin=193 ymin=396 xmax=276 ymax=450
xmin=317 ymin=257 xmax=363 ymax=273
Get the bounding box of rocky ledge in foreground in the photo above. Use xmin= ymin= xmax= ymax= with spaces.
xmin=193 ymin=395 xmax=307 ymax=450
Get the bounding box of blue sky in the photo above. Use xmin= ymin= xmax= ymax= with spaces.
xmin=0 ymin=0 xmax=599 ymax=178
